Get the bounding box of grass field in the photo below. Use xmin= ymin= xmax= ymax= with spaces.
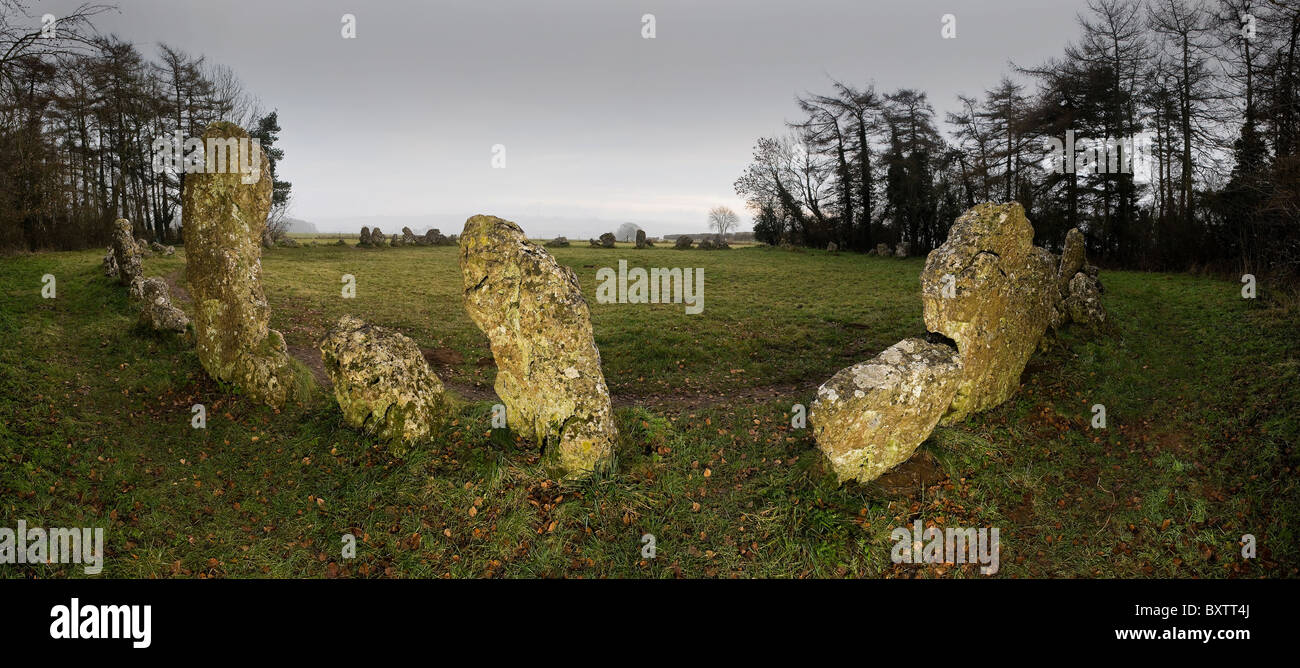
xmin=1 ymin=241 xmax=1296 ymax=578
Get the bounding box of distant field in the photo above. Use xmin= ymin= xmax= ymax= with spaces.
xmin=1 ymin=243 xmax=1296 ymax=578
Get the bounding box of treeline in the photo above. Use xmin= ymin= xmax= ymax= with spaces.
xmin=736 ymin=0 xmax=1300 ymax=276
xmin=0 ymin=1 xmax=288 ymax=252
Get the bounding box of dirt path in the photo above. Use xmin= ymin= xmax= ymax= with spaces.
xmin=282 ymin=341 xmax=818 ymax=411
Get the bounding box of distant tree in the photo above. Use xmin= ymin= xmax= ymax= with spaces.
xmin=615 ymin=222 xmax=642 ymax=242
xmin=249 ymin=110 xmax=293 ymax=241
xmin=708 ymin=206 xmax=739 ymax=240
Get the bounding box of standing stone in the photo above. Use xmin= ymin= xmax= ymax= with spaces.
xmin=402 ymin=227 xmax=418 ymax=245
xmin=920 ymin=202 xmax=1056 ymax=424
xmin=895 ymin=241 xmax=911 ymax=257
xmin=635 ymin=229 xmax=647 ymax=249
xmin=1064 ymin=272 xmax=1107 ymax=329
xmin=138 ymin=277 xmax=190 ymax=333
xmin=183 ymin=121 xmax=306 ymax=409
xmin=319 ymin=315 xmax=450 ymax=453
xmin=110 ymin=219 xmax=142 ymax=289
xmin=359 ymin=226 xmax=372 ymax=247
xmin=422 ymin=228 xmax=449 ymax=246
xmin=810 ymin=338 xmax=963 ymax=483
xmin=1058 ymin=228 xmax=1086 ymax=292
xmin=371 ymin=227 xmax=387 ymax=247
xmin=103 ymin=247 xmax=119 ymax=279
xmin=459 ymin=214 xmax=617 ymax=476
xmin=599 ymin=232 xmax=616 ymax=248
xmin=876 ymin=243 xmax=890 ymax=256
xmin=827 ymin=241 xmax=838 ymax=252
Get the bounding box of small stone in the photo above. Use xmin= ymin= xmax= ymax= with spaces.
xmin=810 ymin=338 xmax=963 ymax=483
xmin=319 ymin=315 xmax=450 ymax=452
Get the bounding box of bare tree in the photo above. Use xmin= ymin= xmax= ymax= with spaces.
xmin=707 ymin=206 xmax=739 ymax=241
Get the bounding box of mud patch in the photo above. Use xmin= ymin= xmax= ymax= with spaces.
xmin=288 ymin=345 xmax=330 ymax=388
xmin=872 ymin=450 xmax=945 ymax=496
xmin=422 ymin=346 xmax=464 ymax=366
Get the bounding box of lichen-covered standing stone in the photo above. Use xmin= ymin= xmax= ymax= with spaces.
xmin=319 ymin=315 xmax=450 ymax=453
xmin=183 ymin=121 xmax=305 ymax=409
xmin=1058 ymin=227 xmax=1086 ymax=293
xmin=810 ymin=338 xmax=963 ymax=483
xmin=459 ymin=214 xmax=617 ymax=476
xmin=920 ymin=202 xmax=1056 ymax=424
xmin=103 ymin=247 xmax=119 ymax=279
xmin=110 ymin=218 xmax=142 ymax=290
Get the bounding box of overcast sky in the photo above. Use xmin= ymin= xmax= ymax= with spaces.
xmin=40 ymin=0 xmax=1093 ymax=236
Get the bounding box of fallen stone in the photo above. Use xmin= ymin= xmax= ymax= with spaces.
xmin=810 ymin=338 xmax=963 ymax=483
xmin=319 ymin=315 xmax=450 ymax=452
xmin=920 ymin=202 xmax=1056 ymax=423
xmin=459 ymin=214 xmax=617 ymax=476
xmin=546 ymin=236 xmax=570 ymax=248
xmin=599 ymin=232 xmax=616 ymax=248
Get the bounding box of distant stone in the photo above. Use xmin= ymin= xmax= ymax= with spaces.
xmin=698 ymin=238 xmax=716 ymax=250
xmin=149 ymin=241 xmax=175 ymax=256
xmin=674 ymin=236 xmax=693 ymax=249
xmin=810 ymin=338 xmax=963 ymax=483
xmin=319 ymin=315 xmax=450 ymax=453
xmin=103 ymin=247 xmax=118 ymax=279
xmin=920 ymin=202 xmax=1056 ymax=424
xmin=714 ymin=237 xmax=731 ymax=249
xmin=276 ymin=237 xmax=299 ymax=248
xmin=876 ymin=243 xmax=890 ymax=256
xmin=137 ymin=277 xmax=190 ymax=333
xmin=895 ymin=241 xmax=911 ymax=257
xmin=110 ymin=219 xmax=142 ymax=289
xmin=183 ymin=121 xmax=308 ymax=409
xmin=545 ymin=236 xmax=570 ymax=248
xmin=1058 ymin=228 xmax=1086 ymax=292
xmin=459 ymin=214 xmax=617 ymax=477
xmin=599 ymin=232 xmax=616 ymax=248
xmin=588 ymin=238 xmax=601 ymax=247
xmin=827 ymin=241 xmax=838 ymax=252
